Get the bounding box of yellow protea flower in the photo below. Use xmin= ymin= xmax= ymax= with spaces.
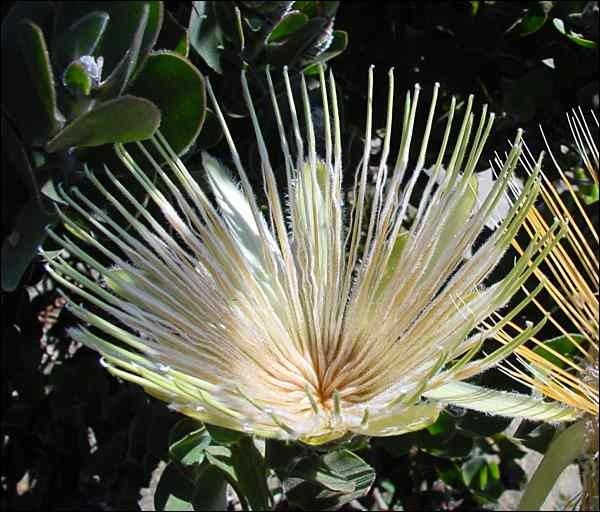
xmin=496 ymin=108 xmax=598 ymax=416
xmin=495 ymin=109 xmax=598 ymax=510
xmin=43 ymin=67 xmax=578 ymax=446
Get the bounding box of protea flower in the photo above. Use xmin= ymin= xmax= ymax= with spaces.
xmin=499 ymin=109 xmax=598 ymax=416
xmin=44 ymin=67 xmax=578 ymax=446
xmin=496 ymin=108 xmax=598 ymax=510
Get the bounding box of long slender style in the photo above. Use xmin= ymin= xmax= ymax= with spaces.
xmin=44 ymin=67 xmax=578 ymax=445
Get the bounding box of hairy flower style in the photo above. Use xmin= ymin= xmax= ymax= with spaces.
xmin=498 ymin=108 xmax=598 ymax=417
xmin=44 ymin=67 xmax=578 ymax=445
xmin=496 ymin=109 xmax=598 ymax=510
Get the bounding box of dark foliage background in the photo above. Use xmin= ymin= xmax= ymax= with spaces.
xmin=1 ymin=1 xmax=598 ymax=510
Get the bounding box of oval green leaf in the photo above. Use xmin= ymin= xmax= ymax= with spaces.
xmin=1 ymin=2 xmax=55 ymax=144
xmin=96 ymin=4 xmax=149 ymax=100
xmin=154 ymin=463 xmax=195 ymax=511
xmin=2 ymin=198 xmax=57 ymax=292
xmin=156 ymin=9 xmax=190 ymax=57
xmin=55 ymin=11 xmax=110 ymax=67
xmin=267 ymin=11 xmax=309 ymax=43
xmin=192 ymin=465 xmax=228 ymax=511
xmin=129 ymin=51 xmax=206 ymax=155
xmin=189 ymin=1 xmax=224 ymax=74
xmin=46 ymin=95 xmax=161 ymax=152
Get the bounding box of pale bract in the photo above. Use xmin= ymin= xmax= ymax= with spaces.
xmin=44 ymin=67 xmax=579 ymax=445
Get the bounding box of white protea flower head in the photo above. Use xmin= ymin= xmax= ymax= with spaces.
xmin=44 ymin=66 xmax=579 ymax=446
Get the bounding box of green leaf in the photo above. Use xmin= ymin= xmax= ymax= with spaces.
xmin=55 ymin=1 xmax=164 ymax=76
xmin=553 ymin=18 xmax=597 ymax=48
xmin=457 ymin=411 xmax=512 ymax=437
xmin=518 ymin=12 xmax=547 ymax=36
xmin=515 ymin=423 xmax=556 ymax=454
xmin=504 ymin=67 xmax=555 ymax=123
xmin=189 ymin=1 xmax=224 ymax=73
xmin=192 ymin=465 xmax=228 ymax=511
xmin=303 ymin=30 xmax=348 ymax=73
xmin=437 ymin=460 xmax=464 ymax=487
xmin=265 ymin=17 xmax=328 ymax=67
xmin=294 ymin=1 xmax=339 ymax=18
xmin=154 ymin=463 xmax=195 ymax=511
xmin=462 ymin=456 xmax=486 ymax=486
xmin=378 ymin=432 xmax=417 ymax=457
xmin=169 ymin=418 xmax=204 ymax=446
xmin=205 ymin=438 xmax=272 ymax=511
xmin=96 ymin=4 xmax=149 ymax=100
xmin=488 ymin=461 xmax=501 ymax=481
xmin=1 ymin=2 xmax=55 ymax=144
xmin=575 ymin=167 xmax=599 ymax=204
xmin=265 ymin=439 xmax=304 ymax=471
xmin=169 ymin=424 xmax=211 ymax=467
xmin=129 ymin=51 xmax=206 ymax=155
xmin=205 ymin=424 xmax=247 ymax=445
xmin=18 ymin=20 xmax=56 ymax=116
xmin=518 ymin=420 xmax=586 ymax=510
xmin=156 ymin=9 xmax=190 ymax=57
xmin=284 ymin=450 xmax=375 ymax=510
xmin=426 ymin=411 xmax=456 ymax=436
xmin=267 ymin=11 xmax=309 ymax=43
xmin=478 ymin=464 xmax=489 ymax=490
xmin=2 ymin=198 xmax=57 ymax=292
xmin=18 ymin=19 xmax=64 ymax=141
xmin=533 ymin=334 xmax=585 ymax=368
xmin=2 ymin=118 xmax=43 ymax=204
xmin=494 ymin=435 xmax=527 ymax=461
xmin=213 ymin=1 xmax=242 ymax=47
xmin=55 ymin=11 xmax=110 ymax=67
xmin=46 ymin=95 xmax=160 ymax=152
xmin=194 ymin=109 xmax=224 ymax=150
xmin=420 ymin=430 xmax=475 ymax=458
xmin=517 ymin=2 xmax=553 ymax=36
xmin=63 ymin=61 xmax=93 ymax=96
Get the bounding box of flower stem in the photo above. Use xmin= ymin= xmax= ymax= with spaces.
xmin=518 ymin=419 xmax=586 ymax=511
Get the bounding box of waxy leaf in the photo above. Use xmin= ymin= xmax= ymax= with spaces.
xmin=191 ymin=465 xmax=228 ymax=511
xmin=1 ymin=2 xmax=56 ymax=144
xmin=154 ymin=463 xmax=195 ymax=511
xmin=205 ymin=438 xmax=272 ymax=511
xmin=96 ymin=4 xmax=149 ymax=100
xmin=533 ymin=334 xmax=585 ymax=368
xmin=46 ymin=95 xmax=160 ymax=152
xmin=303 ymin=30 xmax=348 ymax=74
xmin=265 ymin=17 xmax=328 ymax=67
xmin=156 ymin=9 xmax=190 ymax=57
xmin=54 ymin=1 xmax=164 ymax=75
xmin=189 ymin=1 xmax=224 ymax=73
xmin=54 ymin=11 xmax=109 ymax=67
xmin=267 ymin=11 xmax=309 ymax=43
xmin=2 ymin=198 xmax=57 ymax=292
xmin=284 ymin=449 xmax=375 ymax=510
xmin=553 ymin=18 xmax=597 ymax=48
xmin=130 ymin=51 xmax=206 ymax=155
xmin=19 ymin=20 xmax=60 ymax=127
xmin=169 ymin=424 xmax=211 ymax=467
